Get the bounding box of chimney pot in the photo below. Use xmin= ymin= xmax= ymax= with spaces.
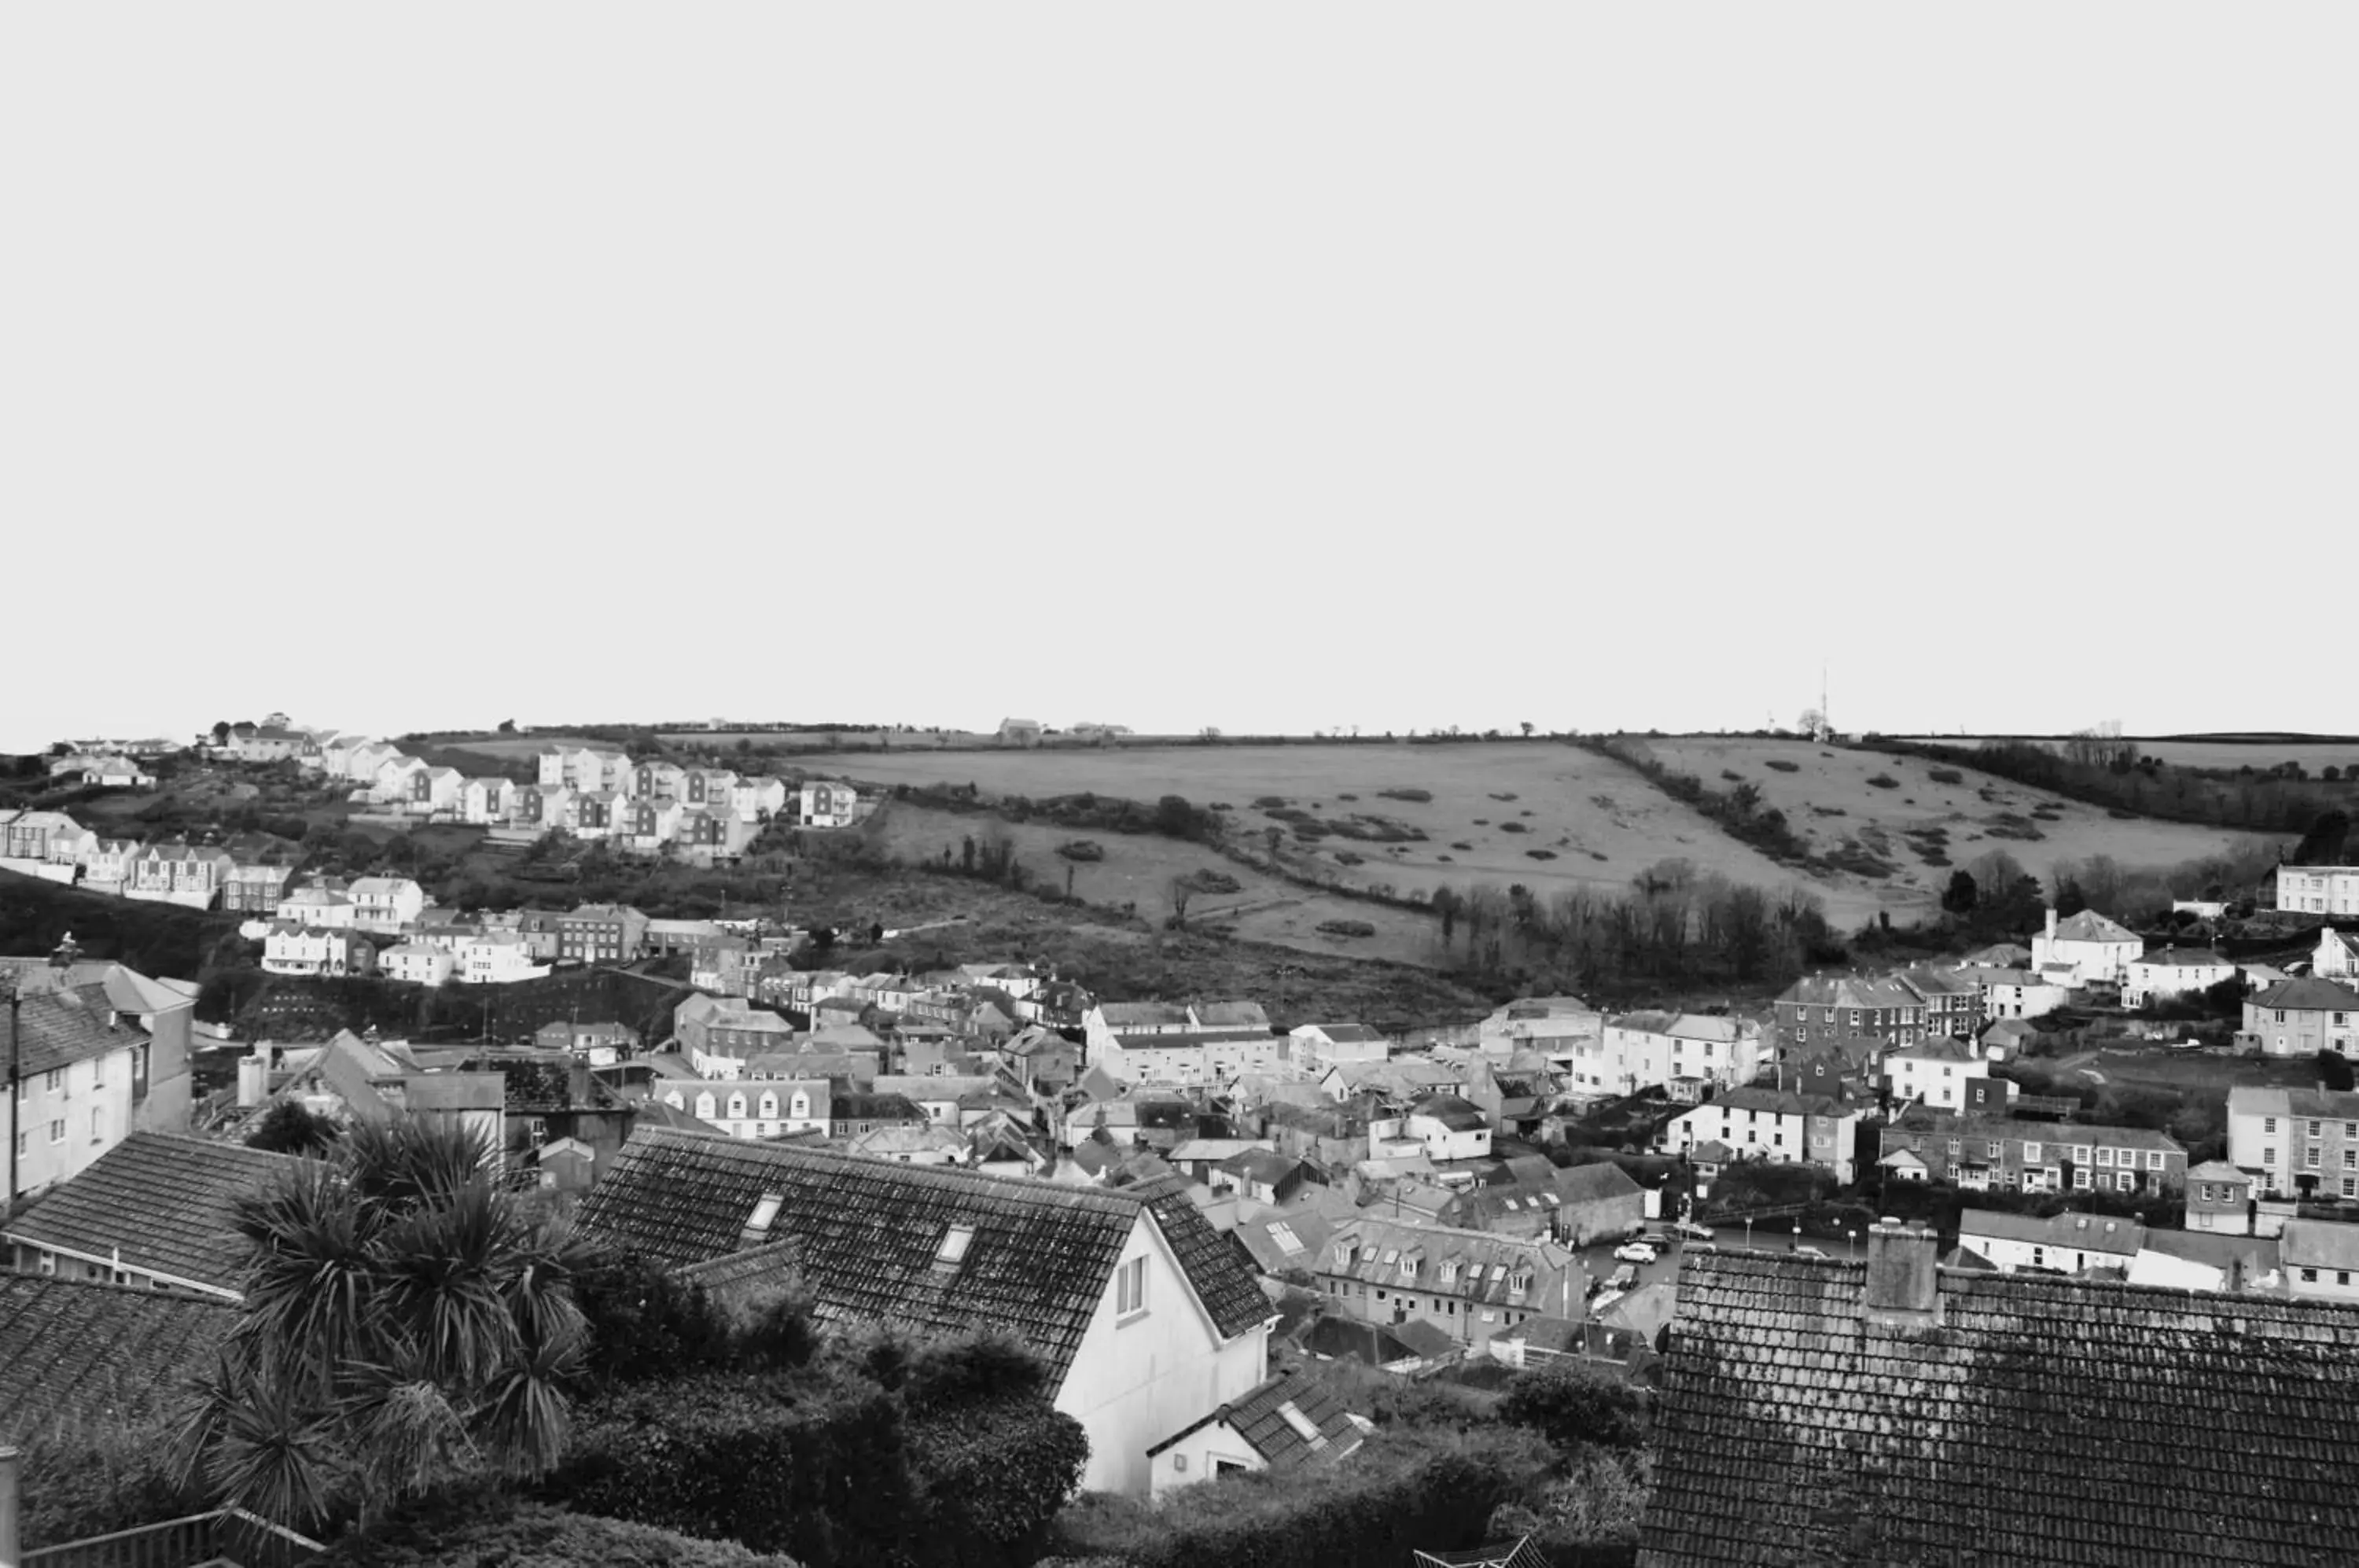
xmin=1863 ymin=1218 xmax=1940 ymax=1323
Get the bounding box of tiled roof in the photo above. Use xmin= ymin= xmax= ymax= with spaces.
xmin=1640 ymin=1249 xmax=2359 ymax=1566
xmin=1695 ymin=1087 xmax=1853 ymax=1118
xmin=1776 ymin=974 xmax=1923 ymax=1010
xmin=1321 ymin=1216 xmax=1578 ymax=1309
xmin=0 ymin=1274 xmax=235 ymax=1441
xmin=2254 ymin=977 xmax=2359 ymax=1013
xmin=1096 ymin=1002 xmax=1193 ymax=1028
xmin=1555 ymin=1161 xmax=1645 ymax=1205
xmin=2279 ymin=1219 xmax=2359 ymax=1273
xmin=580 ymin=1128 xmax=1268 ymax=1382
xmin=2049 ymin=909 xmax=2140 ymax=943
xmin=1146 ymin=1365 xmax=1363 ymax=1467
xmin=1194 ymin=1000 xmax=1272 ymax=1029
xmin=2135 ymin=948 xmax=2231 ymax=967
xmin=9 ymin=983 xmax=142 ymax=1077
xmin=1297 ymin=1022 xmax=1386 ymax=1043
xmin=1956 ymin=1208 xmax=2144 ymax=1258
xmin=3 ymin=1134 xmax=294 ymax=1294
xmin=1410 ymin=1093 xmax=1489 ymax=1131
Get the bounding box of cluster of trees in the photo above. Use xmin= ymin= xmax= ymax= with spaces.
xmin=1426 ymin=863 xmax=1842 ymax=1000
xmin=1872 ymin=737 xmax=2342 ymax=834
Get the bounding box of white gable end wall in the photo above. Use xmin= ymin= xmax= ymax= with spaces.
xmin=1054 ymin=1210 xmax=1270 ymax=1496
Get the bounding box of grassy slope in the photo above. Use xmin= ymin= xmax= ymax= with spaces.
xmin=1644 ymin=738 xmax=2274 ymax=904
xmin=813 ymin=741 xmax=1896 ymax=925
xmin=865 ymin=802 xmax=1443 ymax=965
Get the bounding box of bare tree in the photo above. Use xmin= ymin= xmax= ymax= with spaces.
xmin=1166 ymin=874 xmax=1195 ymax=929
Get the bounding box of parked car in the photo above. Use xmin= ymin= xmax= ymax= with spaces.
xmin=1795 ymin=1245 xmax=1829 ymax=1261
xmin=1614 ymin=1242 xmax=1659 ymax=1264
xmin=1640 ymin=1230 xmax=1673 ymax=1249
xmin=1673 ymin=1220 xmax=1715 ymax=1242
xmin=1607 ymin=1264 xmax=1639 ymax=1291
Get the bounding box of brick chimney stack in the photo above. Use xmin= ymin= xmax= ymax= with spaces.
xmin=1862 ymin=1216 xmax=1941 ymax=1326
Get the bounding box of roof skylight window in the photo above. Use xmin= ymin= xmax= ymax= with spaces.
xmin=937 ymin=1224 xmax=976 ymax=1266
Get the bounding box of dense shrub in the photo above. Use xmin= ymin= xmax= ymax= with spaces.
xmin=17 ymin=1415 xmax=204 ymax=1551
xmin=1047 ymin=1426 xmax=1551 ymax=1568
xmin=1927 ymin=767 xmax=1963 ymax=785
xmin=1500 ymin=1359 xmax=1647 ymax=1455
xmin=1499 ymin=821 xmax=1529 ymax=834
xmin=1525 ymin=850 xmax=1558 ymax=861
xmin=323 ymin=1496 xmax=808 ymax=1567
xmin=1318 ymin=919 xmax=1377 ymax=938
xmin=546 ymin=1332 xmax=1084 ymax=1568
xmin=1865 ymin=773 xmax=1900 ymax=790
xmin=1764 ymin=758 xmax=1800 ymax=772
xmin=1378 ymin=788 xmax=1433 ymax=803
xmin=1056 ymin=840 xmax=1106 ymax=862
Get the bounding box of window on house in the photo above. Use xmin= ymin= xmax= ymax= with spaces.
xmin=2267 ymin=1117 xmax=2279 ymax=1133
xmin=2265 ymin=1147 xmax=2277 ymax=1166
xmin=49 ymin=1120 xmax=64 ymax=1143
xmin=2024 ymin=1142 xmax=2041 ymax=1161
xmin=2303 ymin=1268 xmax=2320 ymax=1283
xmin=1117 ymin=1256 xmax=1147 ymax=1316
xmin=937 ymin=1224 xmax=975 ymax=1266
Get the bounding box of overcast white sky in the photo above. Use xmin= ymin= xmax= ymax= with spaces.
xmin=5 ymin=5 xmax=2351 ymax=753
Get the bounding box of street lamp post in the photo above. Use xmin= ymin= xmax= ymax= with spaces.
xmin=1744 ymin=1216 xmax=1754 ymax=1249
xmin=1793 ymin=1222 xmax=1802 ymax=1251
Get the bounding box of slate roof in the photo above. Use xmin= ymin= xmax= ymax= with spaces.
xmin=0 ymin=1273 xmax=235 ymax=1441
xmin=9 ymin=983 xmax=141 ymax=1077
xmin=1956 ymin=1208 xmax=2145 ymax=1258
xmin=580 ymin=1127 xmax=1267 ymax=1383
xmin=1097 ymin=1001 xmax=1193 ymax=1029
xmin=1297 ymin=1022 xmax=1386 ymax=1043
xmin=1776 ymin=974 xmax=1923 ymax=1010
xmin=1145 ymin=1365 xmax=1364 ymax=1468
xmin=1640 ymin=1249 xmax=2359 ymax=1566
xmin=2254 ymin=977 xmax=2359 ymax=1013
xmin=2279 ymin=1219 xmax=2359 ymax=1274
xmin=2 ymin=1134 xmax=294 ymax=1294
xmin=1321 ymin=1216 xmax=1578 ymax=1309
xmin=2048 ymin=909 xmax=2140 ymax=943
xmin=1411 ymin=1092 xmax=1489 ymax=1132
xmin=2135 ymin=948 xmax=2232 ymax=968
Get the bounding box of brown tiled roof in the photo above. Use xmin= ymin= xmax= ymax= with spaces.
xmin=2 ymin=1134 xmax=294 ymax=1294
xmin=580 ymin=1127 xmax=1267 ymax=1382
xmin=0 ymin=1273 xmax=234 ymax=1441
xmin=1640 ymin=1249 xmax=2359 ymax=1566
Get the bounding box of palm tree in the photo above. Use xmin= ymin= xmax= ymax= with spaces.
xmin=174 ymin=1117 xmax=596 ymax=1529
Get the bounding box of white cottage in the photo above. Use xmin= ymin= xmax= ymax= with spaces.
xmin=580 ymin=1128 xmax=1275 ymax=1496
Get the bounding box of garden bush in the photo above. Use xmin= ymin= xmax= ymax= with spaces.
xmin=1046 ymin=1425 xmax=1551 ymax=1568
xmin=323 ymin=1496 xmax=808 ymax=1567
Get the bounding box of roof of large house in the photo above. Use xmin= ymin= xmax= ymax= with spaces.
xmin=2 ymin=1134 xmax=293 ymax=1294
xmin=1886 ymin=1036 xmax=1982 ymax=1063
xmin=0 ymin=959 xmax=194 ymax=1016
xmin=579 ymin=1127 xmax=1269 ymax=1381
xmin=1640 ymin=1246 xmax=2359 ymax=1565
xmin=1956 ymin=1208 xmax=2145 ymax=1258
xmin=1410 ymin=1092 xmax=1490 ymax=1132
xmin=1195 ymin=1000 xmax=1272 ymax=1029
xmin=8 ymin=983 xmax=143 ymax=1076
xmin=1694 ymin=1087 xmax=1854 ymax=1119
xmin=2048 ymin=909 xmax=2141 ymax=943
xmin=1884 ymin=1111 xmax=2185 ymax=1153
xmin=1296 ymin=1021 xmax=1386 ymax=1043
xmin=1776 ymin=974 xmax=1924 ymax=1009
xmin=2253 ymin=977 xmax=2359 ymax=1013
xmin=1322 ymin=1216 xmax=1577 ymax=1309
xmin=0 ymin=1273 xmax=236 ymax=1441
xmin=1145 ymin=1365 xmax=1364 ymax=1468
xmin=2278 ymin=1219 xmax=2359 ymax=1274
xmin=1095 ymin=1001 xmax=1194 ymax=1028
xmin=2135 ymin=948 xmax=2231 ymax=968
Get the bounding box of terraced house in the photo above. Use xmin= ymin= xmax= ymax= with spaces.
xmin=2239 ymin=977 xmax=2359 ymax=1057
xmin=2227 ymin=1085 xmax=2359 ymax=1201
xmin=1661 ymin=1087 xmax=1864 ymax=1183
xmin=1772 ymin=974 xmax=1927 ymax=1055
xmin=1877 ymin=1112 xmax=2187 ymax=1193
xmin=1313 ymin=1216 xmax=1583 ymax=1351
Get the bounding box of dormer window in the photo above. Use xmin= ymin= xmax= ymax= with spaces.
xmin=1439 ymin=1259 xmax=1459 ymax=1283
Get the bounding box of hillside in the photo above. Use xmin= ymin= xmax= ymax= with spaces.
xmin=1637 ymin=737 xmax=2275 ymax=903
xmin=0 ymin=869 xmax=242 ymax=980
xmin=823 ymin=740 xmax=1882 ymax=916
